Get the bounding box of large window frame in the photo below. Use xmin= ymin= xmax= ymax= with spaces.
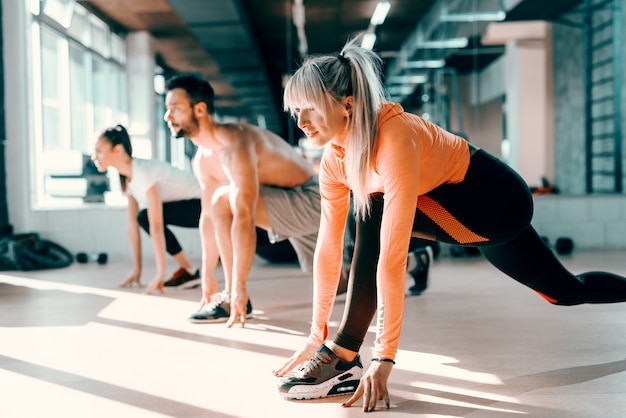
xmin=29 ymin=0 xmax=128 ymax=208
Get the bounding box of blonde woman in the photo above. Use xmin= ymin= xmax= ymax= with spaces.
xmin=274 ymin=39 xmax=626 ymax=411
xmin=92 ymin=125 xmax=201 ymax=294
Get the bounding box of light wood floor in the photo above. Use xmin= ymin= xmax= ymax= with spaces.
xmin=1 ymin=250 xmax=625 ymax=417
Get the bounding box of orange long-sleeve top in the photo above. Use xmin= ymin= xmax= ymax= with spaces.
xmin=310 ymin=102 xmax=470 ymax=360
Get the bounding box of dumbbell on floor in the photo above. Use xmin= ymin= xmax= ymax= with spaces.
xmin=541 ymin=236 xmax=574 ymax=255
xmin=76 ymin=252 xmax=108 ymax=265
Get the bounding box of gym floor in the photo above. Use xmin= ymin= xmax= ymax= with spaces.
xmin=1 ymin=250 xmax=625 ymax=417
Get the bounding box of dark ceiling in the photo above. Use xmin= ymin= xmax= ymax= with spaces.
xmin=80 ymin=0 xmax=583 ymax=141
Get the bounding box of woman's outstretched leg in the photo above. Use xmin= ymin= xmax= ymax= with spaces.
xmin=480 ymin=226 xmax=626 ymax=305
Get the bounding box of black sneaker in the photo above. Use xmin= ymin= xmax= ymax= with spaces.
xmin=188 ymin=291 xmax=253 ymax=323
xmin=408 ymin=246 xmax=433 ymax=296
xmin=278 ymin=344 xmax=363 ymax=400
xmin=164 ymin=268 xmax=200 ymax=289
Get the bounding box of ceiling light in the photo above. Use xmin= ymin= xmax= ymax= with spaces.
xmin=387 ymin=85 xmax=418 ymax=96
xmin=361 ymin=33 xmax=377 ymax=50
xmin=440 ymin=11 xmax=506 ymax=22
xmin=388 ymin=75 xmax=428 ymax=84
xmin=403 ymin=59 xmax=446 ymax=69
xmin=370 ymin=1 xmax=391 ymax=26
xmin=416 ymin=37 xmax=468 ymax=49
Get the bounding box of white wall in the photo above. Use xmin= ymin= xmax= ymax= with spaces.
xmin=15 ymin=206 xmax=202 ymax=261
xmin=532 ymin=195 xmax=626 ymax=250
xmin=505 ymin=38 xmax=554 ymax=188
xmin=482 ymin=21 xmax=554 ymax=189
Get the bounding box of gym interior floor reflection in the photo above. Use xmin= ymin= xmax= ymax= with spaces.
xmin=1 ymin=250 xmax=625 ymax=418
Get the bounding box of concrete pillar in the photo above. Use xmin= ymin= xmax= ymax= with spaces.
xmin=483 ymin=21 xmax=554 ymax=188
xmin=125 ymin=31 xmax=156 ymax=159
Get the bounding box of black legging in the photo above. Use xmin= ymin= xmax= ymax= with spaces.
xmin=136 ymin=199 xmax=201 ymax=256
xmin=335 ymin=149 xmax=626 ymax=352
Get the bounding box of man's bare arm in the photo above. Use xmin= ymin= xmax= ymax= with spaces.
xmin=194 ymin=153 xmax=222 ymax=308
xmin=222 ymin=136 xmax=259 ymax=327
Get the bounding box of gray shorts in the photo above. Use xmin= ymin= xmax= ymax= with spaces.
xmin=260 ymin=176 xmax=320 ymax=272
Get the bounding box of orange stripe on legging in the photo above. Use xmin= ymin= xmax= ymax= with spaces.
xmin=536 ymin=291 xmax=558 ymax=304
xmin=418 ymin=195 xmax=489 ymax=244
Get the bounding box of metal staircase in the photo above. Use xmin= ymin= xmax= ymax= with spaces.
xmin=583 ymin=0 xmax=623 ymax=193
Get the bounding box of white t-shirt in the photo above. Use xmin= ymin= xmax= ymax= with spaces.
xmin=126 ymin=158 xmax=202 ymax=208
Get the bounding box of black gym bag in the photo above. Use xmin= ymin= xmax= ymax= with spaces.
xmin=0 ymin=233 xmax=74 ymax=271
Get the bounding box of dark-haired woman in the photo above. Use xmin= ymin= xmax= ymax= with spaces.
xmin=92 ymin=124 xmax=201 ymax=294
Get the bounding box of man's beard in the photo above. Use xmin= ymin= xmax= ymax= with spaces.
xmin=174 ymin=116 xmax=200 ymax=139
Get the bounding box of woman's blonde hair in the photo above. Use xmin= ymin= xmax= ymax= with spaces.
xmin=284 ymin=37 xmax=386 ymax=220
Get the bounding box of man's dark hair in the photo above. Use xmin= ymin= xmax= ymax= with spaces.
xmin=165 ymin=75 xmax=215 ymax=115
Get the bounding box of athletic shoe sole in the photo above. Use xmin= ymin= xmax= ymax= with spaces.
xmin=281 ymin=366 xmax=362 ymax=400
xmin=178 ymin=277 xmax=201 ymax=289
xmin=188 ymin=312 xmax=254 ymax=324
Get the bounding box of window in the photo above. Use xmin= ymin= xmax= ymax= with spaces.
xmin=42 ymin=0 xmax=75 ymax=29
xmin=68 ymin=42 xmax=92 ymax=151
xmin=40 ymin=25 xmax=68 ymax=153
xmin=30 ymin=1 xmax=128 ymax=207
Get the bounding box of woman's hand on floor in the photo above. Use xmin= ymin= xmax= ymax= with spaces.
xmin=342 ymin=360 xmax=393 ymax=412
xmin=197 ymin=286 xmax=220 ymax=312
xmin=144 ymin=276 xmax=164 ymax=295
xmin=118 ymin=271 xmax=142 ymax=288
xmin=273 ymin=341 xmax=319 ymax=377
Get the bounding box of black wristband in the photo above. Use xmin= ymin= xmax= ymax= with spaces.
xmin=371 ymin=357 xmax=395 ymax=365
